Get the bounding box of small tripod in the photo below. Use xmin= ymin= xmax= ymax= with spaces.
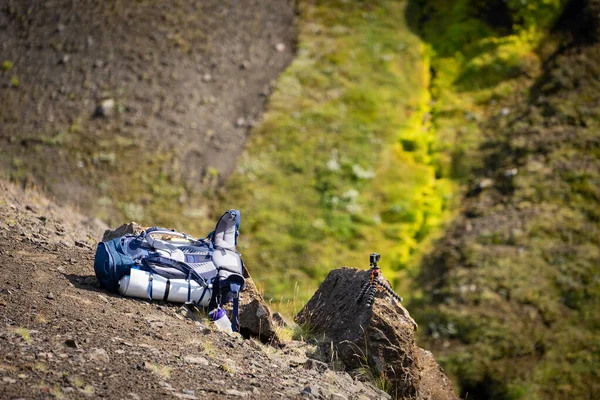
xmin=355 ymin=253 xmax=403 ymax=308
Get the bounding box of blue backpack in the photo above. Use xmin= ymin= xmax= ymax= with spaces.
xmin=93 ymin=210 xmax=245 ymax=331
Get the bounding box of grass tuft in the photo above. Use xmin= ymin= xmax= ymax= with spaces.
xmin=14 ymin=327 xmax=31 ymax=343
xmin=144 ymin=362 xmax=172 ymax=378
xmin=291 ymin=322 xmax=316 ymax=342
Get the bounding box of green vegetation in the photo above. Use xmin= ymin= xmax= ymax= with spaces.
xmin=1 ymin=60 xmax=13 ymax=72
xmin=224 ymin=0 xmax=455 ymax=307
xmin=10 ymin=75 xmax=20 ymax=88
xmin=411 ymin=0 xmax=600 ymax=398
xmin=413 ymin=0 xmax=565 ymax=182
xmin=290 ymin=322 xmax=317 ymax=342
xmin=354 ymin=343 xmax=392 ymax=393
xmin=143 ymin=362 xmax=172 ymax=378
xmin=357 ymin=363 xmax=391 ymax=393
xmin=14 ymin=327 xmax=31 ymax=343
xmin=219 ymin=362 xmax=236 ymax=375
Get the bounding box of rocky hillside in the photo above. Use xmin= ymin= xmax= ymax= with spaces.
xmin=2 ymin=0 xmax=599 ymax=398
xmin=0 ymin=2 xmax=460 ymax=399
xmin=0 ymin=178 xmax=424 ymax=399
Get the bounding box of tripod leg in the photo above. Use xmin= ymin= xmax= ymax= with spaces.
xmin=365 ymin=283 xmax=377 ymax=308
xmin=375 ymin=279 xmax=403 ymax=302
xmin=355 ymin=279 xmax=371 ymax=303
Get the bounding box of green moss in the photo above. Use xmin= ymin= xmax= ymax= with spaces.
xmin=40 ymin=131 xmax=70 ymax=146
xmin=221 ymin=0 xmax=456 ymax=307
xmin=414 ymin=0 xmax=568 ymax=188
xmin=412 ymin=1 xmax=598 ymax=397
xmin=407 ymin=1 xmax=600 ymax=398
xmin=505 ymin=0 xmax=564 ymax=30
xmin=2 ymin=60 xmax=13 ymax=72
xmin=10 ymin=75 xmax=20 ymax=88
xmin=14 ymin=327 xmax=31 ymax=343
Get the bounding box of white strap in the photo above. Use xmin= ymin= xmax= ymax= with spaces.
xmin=146 ymin=230 xmax=191 ymax=240
xmin=144 ymin=231 xmax=189 ymax=261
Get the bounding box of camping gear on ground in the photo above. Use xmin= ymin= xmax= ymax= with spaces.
xmin=355 ymin=253 xmax=403 ymax=308
xmin=93 ymin=210 xmax=246 ymax=332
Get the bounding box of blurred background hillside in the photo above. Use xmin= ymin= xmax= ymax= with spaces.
xmin=1 ymin=0 xmax=598 ymax=398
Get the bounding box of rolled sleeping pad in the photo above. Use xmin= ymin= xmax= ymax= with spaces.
xmin=118 ymin=268 xmax=212 ymax=306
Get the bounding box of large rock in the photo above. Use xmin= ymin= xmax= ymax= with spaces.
xmin=239 ymin=270 xmax=280 ymax=344
xmin=296 ymin=267 xmax=456 ymax=400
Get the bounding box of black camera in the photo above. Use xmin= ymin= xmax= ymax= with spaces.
xmin=369 ymin=253 xmax=380 ymax=266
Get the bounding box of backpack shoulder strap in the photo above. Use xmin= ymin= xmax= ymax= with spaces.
xmin=211 ymin=210 xmax=240 ymax=249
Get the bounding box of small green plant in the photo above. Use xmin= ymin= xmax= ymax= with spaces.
xmin=358 ymin=365 xmax=391 ymax=393
xmin=327 ymin=340 xmax=344 ymax=371
xmin=218 ymin=361 xmax=236 ymax=374
xmin=10 ymin=75 xmax=20 ymax=88
xmin=34 ymin=362 xmax=48 ymax=372
xmin=40 ymin=131 xmax=70 ymax=146
xmin=11 ymin=156 xmax=23 ymax=168
xmin=203 ymin=166 xmax=219 ymax=186
xmin=14 ymin=327 xmax=31 ymax=343
xmin=273 ymin=323 xmax=294 ymax=342
xmin=291 ymin=322 xmax=316 ymax=342
xmin=344 ymin=338 xmax=391 ymax=394
xmin=144 ymin=362 xmax=171 ymax=378
xmin=69 ymin=375 xmax=85 ymax=388
xmin=49 ymin=385 xmax=65 ymax=399
xmin=2 ymin=60 xmax=13 ymax=71
xmin=201 ymin=341 xmax=216 ymax=356
xmin=79 ymin=385 xmax=95 ymax=396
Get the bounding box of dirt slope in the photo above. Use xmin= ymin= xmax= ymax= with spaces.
xmin=0 ymin=0 xmax=296 ymax=225
xmin=0 ymin=179 xmax=394 ymax=399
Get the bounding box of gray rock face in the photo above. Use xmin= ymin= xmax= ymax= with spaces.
xmin=296 ymin=267 xmax=456 ymax=400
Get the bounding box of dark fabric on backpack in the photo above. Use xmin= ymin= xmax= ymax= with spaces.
xmin=94 ymin=238 xmax=136 ymax=292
